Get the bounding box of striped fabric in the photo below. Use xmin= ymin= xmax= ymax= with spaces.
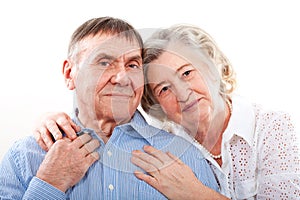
xmin=0 ymin=111 xmax=219 ymax=199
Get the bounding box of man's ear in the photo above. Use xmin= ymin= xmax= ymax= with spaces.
xmin=62 ymin=59 xmax=76 ymax=90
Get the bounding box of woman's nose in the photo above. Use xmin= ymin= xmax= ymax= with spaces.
xmin=175 ymin=80 xmax=191 ymax=102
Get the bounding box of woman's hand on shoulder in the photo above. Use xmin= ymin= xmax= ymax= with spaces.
xmin=131 ymin=145 xmax=229 ymax=199
xmin=33 ymin=112 xmax=80 ymax=151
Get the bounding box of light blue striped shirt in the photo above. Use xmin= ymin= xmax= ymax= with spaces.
xmin=0 ymin=111 xmax=219 ymax=199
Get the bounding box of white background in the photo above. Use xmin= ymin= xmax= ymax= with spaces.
xmin=0 ymin=0 xmax=299 ymax=160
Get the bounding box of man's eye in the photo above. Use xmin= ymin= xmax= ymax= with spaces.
xmin=128 ymin=64 xmax=140 ymax=69
xmin=99 ymin=61 xmax=111 ymax=67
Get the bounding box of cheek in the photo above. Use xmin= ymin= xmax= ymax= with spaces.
xmin=92 ymin=70 xmax=112 ymax=92
xmin=131 ymin=71 xmax=144 ymax=91
xmin=159 ymin=96 xmax=181 ymax=117
xmin=77 ymin=68 xmax=105 ymax=85
xmin=77 ymin=71 xmax=110 ymax=109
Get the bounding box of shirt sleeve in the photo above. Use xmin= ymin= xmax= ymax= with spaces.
xmin=0 ymin=143 xmax=66 ymax=200
xmin=23 ymin=177 xmax=66 ymax=200
xmin=257 ymin=112 xmax=300 ymax=199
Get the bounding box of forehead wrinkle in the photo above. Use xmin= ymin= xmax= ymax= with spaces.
xmin=90 ymin=43 xmax=140 ymax=61
xmin=72 ymin=34 xmax=141 ymax=65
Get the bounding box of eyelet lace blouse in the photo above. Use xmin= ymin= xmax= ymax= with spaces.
xmin=142 ymin=95 xmax=300 ymax=199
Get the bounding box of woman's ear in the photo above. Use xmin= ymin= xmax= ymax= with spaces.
xmin=62 ymin=59 xmax=76 ymax=90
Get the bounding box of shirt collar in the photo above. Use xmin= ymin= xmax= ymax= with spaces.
xmin=117 ymin=110 xmax=162 ymax=144
xmin=222 ymin=95 xmax=256 ymax=146
xmin=72 ymin=110 xmax=158 ymax=145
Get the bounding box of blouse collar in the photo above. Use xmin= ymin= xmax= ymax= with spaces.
xmin=222 ymin=95 xmax=256 ymax=146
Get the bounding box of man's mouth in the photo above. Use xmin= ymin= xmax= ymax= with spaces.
xmin=105 ymin=93 xmax=132 ymax=97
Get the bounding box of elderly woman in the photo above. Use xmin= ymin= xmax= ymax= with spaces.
xmin=34 ymin=25 xmax=300 ymax=199
xmin=131 ymin=25 xmax=300 ymax=199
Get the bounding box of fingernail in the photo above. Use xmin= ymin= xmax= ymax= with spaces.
xmin=132 ymin=150 xmax=138 ymax=154
xmin=143 ymin=145 xmax=150 ymax=150
xmin=133 ymin=149 xmax=143 ymax=155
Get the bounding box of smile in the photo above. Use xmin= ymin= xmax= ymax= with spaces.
xmin=105 ymin=94 xmax=133 ymax=98
xmin=182 ymin=99 xmax=200 ymax=112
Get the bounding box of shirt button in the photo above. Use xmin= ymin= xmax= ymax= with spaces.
xmin=108 ymin=184 xmax=114 ymax=191
xmin=107 ymin=150 xmax=112 ymax=157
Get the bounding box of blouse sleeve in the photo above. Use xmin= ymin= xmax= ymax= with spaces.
xmin=257 ymin=112 xmax=300 ymax=199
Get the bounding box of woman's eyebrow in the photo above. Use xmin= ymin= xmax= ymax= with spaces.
xmin=176 ymin=63 xmax=191 ymax=73
xmin=152 ymin=81 xmax=168 ymax=93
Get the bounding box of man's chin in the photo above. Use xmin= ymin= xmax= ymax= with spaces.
xmin=97 ymin=97 xmax=139 ymax=124
xmin=111 ymin=105 xmax=136 ymax=124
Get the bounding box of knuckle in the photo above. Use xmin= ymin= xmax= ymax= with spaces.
xmin=54 ymin=139 xmax=66 ymax=148
xmin=56 ymin=113 xmax=70 ymax=125
xmin=40 ymin=129 xmax=48 ymax=139
xmin=88 ymin=152 xmax=99 ymax=163
xmin=91 ymin=139 xmax=100 ymax=147
xmin=80 ymin=133 xmax=92 ymax=142
xmin=45 ymin=119 xmax=56 ymax=127
xmin=146 ymin=165 xmax=156 ymax=173
xmin=83 ymin=143 xmax=92 ymax=153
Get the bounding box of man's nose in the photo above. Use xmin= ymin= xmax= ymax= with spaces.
xmin=110 ymin=64 xmax=130 ymax=86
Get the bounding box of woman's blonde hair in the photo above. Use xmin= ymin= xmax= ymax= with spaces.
xmin=141 ymin=24 xmax=236 ymax=120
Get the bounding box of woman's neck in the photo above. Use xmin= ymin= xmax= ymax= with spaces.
xmin=194 ymin=99 xmax=232 ymax=159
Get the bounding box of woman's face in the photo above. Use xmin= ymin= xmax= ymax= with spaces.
xmin=146 ymin=47 xmax=215 ymax=135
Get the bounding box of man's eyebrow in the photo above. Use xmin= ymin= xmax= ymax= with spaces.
xmin=126 ymin=55 xmax=142 ymax=62
xmin=92 ymin=53 xmax=116 ymax=61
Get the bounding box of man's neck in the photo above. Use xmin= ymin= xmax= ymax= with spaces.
xmin=94 ymin=119 xmax=116 ymax=144
xmin=77 ymin=112 xmax=132 ymax=144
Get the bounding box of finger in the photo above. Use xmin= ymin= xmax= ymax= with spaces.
xmin=70 ymin=121 xmax=81 ymax=133
xmin=33 ymin=130 xmax=49 ymax=151
xmin=56 ymin=115 xmax=77 ymax=140
xmin=61 ymin=137 xmax=72 ymax=142
xmin=134 ymin=171 xmax=159 ymax=189
xmin=40 ymin=126 xmax=55 ymax=149
xmin=72 ymin=133 xmax=92 ymax=148
xmin=131 ymin=154 xmax=159 ymax=174
xmin=132 ymin=150 xmax=163 ymax=169
xmin=166 ymin=152 xmax=184 ymax=165
xmin=81 ymin=139 xmax=100 ymax=156
xmin=143 ymin=145 xmax=173 ymax=165
xmin=84 ymin=152 xmax=100 ymax=168
xmin=45 ymin=119 xmax=64 ymax=140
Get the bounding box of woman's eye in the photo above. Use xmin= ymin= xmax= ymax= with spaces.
xmin=183 ymin=70 xmax=191 ymax=77
xmin=159 ymin=86 xmax=169 ymax=95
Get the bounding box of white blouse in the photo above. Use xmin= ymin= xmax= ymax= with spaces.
xmin=141 ymin=95 xmax=300 ymax=199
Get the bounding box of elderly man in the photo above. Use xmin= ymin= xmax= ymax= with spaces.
xmin=0 ymin=17 xmax=220 ymax=199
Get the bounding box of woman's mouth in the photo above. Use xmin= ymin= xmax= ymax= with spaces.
xmin=182 ymin=99 xmax=200 ymax=112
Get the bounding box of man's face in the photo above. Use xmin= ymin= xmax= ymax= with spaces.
xmin=70 ymin=33 xmax=143 ymax=124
